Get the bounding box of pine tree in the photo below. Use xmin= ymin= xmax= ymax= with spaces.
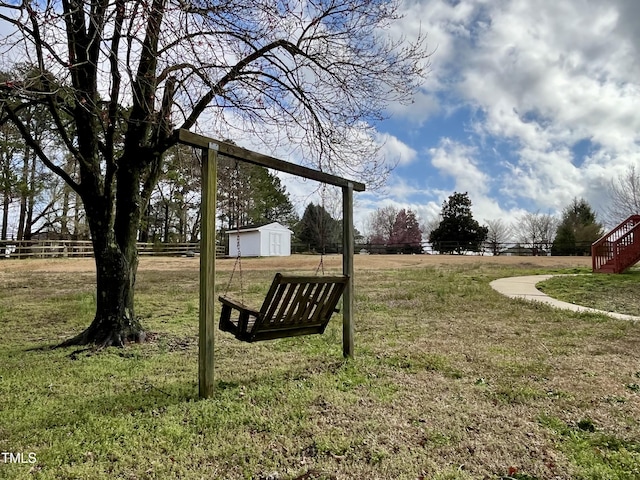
xmin=216 ymin=157 xmax=296 ymax=231
xmin=296 ymin=203 xmax=340 ymax=253
xmin=551 ymin=198 xmax=603 ymax=256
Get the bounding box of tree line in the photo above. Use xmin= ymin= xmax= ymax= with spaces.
xmin=363 ymin=192 xmax=609 ymax=256
xmin=0 ymin=143 xmax=631 ymax=259
xmin=2 ymin=119 xmax=636 ymax=257
xmin=1 ymin=83 xmax=636 ymax=254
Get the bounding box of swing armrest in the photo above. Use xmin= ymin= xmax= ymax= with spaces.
xmin=218 ymin=296 xmax=260 ymax=317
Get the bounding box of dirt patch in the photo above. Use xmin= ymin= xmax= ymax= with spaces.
xmin=0 ymin=254 xmax=592 ymax=274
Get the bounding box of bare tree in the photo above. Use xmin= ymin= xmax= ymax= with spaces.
xmin=366 ymin=205 xmax=399 ymax=249
xmin=389 ymin=209 xmax=422 ymax=254
xmin=606 ymin=165 xmax=640 ymax=226
xmin=0 ymin=0 xmax=430 ymax=347
xmin=514 ymin=212 xmax=557 ymax=255
xmin=420 ymin=216 xmax=440 ymax=245
xmin=484 ymin=219 xmax=513 ymax=256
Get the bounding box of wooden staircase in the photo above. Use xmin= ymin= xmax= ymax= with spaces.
xmin=592 ymin=215 xmax=640 ymax=273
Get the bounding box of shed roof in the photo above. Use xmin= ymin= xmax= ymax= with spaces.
xmin=226 ymin=222 xmax=293 ymax=235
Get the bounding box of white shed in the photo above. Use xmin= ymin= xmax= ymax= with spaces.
xmin=227 ymin=222 xmax=293 ymax=257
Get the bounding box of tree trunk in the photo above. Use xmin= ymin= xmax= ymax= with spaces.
xmin=1 ymin=189 xmax=9 ymax=240
xmin=1 ymin=129 xmax=13 ymax=240
xmin=57 ymin=205 xmax=146 ymax=347
xmin=1 ymin=145 xmax=9 ymax=239
xmin=57 ymin=158 xmax=148 ymax=348
xmin=163 ymin=200 xmax=170 ymax=242
xmin=61 ymin=185 xmax=70 ymax=237
xmin=73 ymin=192 xmax=84 ymax=239
xmin=179 ymin=205 xmax=186 ymax=243
xmin=138 ymin=204 xmax=151 ymax=242
xmin=23 ymin=149 xmax=37 ymax=240
xmin=57 ymin=241 xmax=145 ymax=347
xmin=189 ymin=209 xmax=200 ymax=243
xmin=17 ymin=146 xmax=28 ymax=241
xmin=61 ymin=158 xmax=73 ymax=237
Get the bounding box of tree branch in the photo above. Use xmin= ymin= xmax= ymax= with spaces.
xmin=2 ymin=104 xmax=81 ymax=195
xmin=180 ymin=38 xmax=298 ymax=131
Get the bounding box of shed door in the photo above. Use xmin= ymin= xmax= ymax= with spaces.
xmin=269 ymin=232 xmax=281 ymax=255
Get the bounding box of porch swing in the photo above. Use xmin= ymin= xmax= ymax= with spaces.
xmin=218 ymin=172 xmax=348 ymax=343
xmin=218 ymin=273 xmax=348 ymax=342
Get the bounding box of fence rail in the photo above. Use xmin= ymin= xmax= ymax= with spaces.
xmin=2 ymin=238 xmax=599 ymax=259
xmin=1 ymin=240 xmax=225 ymax=259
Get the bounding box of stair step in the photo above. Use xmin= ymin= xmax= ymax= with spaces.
xmin=595 ymin=267 xmax=616 ymax=273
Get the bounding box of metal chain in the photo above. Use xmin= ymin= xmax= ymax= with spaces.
xmin=315 ymin=182 xmax=326 ymax=276
xmin=236 ymin=227 xmax=244 ymax=303
xmin=222 ymin=162 xmax=244 ymax=303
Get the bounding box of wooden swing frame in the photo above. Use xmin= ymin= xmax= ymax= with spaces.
xmin=173 ymin=129 xmax=366 ymax=398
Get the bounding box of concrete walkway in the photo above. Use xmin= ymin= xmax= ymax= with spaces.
xmin=490 ymin=275 xmax=640 ymax=321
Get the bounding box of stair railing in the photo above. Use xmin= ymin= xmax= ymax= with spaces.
xmin=592 ymin=215 xmax=640 ymax=273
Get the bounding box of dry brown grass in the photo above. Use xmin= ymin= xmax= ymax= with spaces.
xmin=0 ymin=252 xmax=593 ymax=274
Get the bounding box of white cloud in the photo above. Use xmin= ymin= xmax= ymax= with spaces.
xmin=195 ymin=0 xmax=640 ymax=233
xmin=376 ymin=133 xmax=419 ymax=166
xmin=429 ymin=138 xmax=488 ymax=193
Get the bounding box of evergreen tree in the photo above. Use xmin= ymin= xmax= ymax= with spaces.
xmin=551 ymin=198 xmax=603 ymax=255
xmin=296 ymin=203 xmax=340 ymax=253
xmin=217 ymin=156 xmax=296 ymax=231
xmin=429 ymin=192 xmax=488 ymax=254
xmin=246 ymin=168 xmax=297 ymax=227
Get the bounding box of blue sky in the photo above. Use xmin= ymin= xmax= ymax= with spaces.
xmin=347 ymin=0 xmax=640 ymax=234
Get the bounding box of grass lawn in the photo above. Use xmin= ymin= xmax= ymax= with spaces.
xmin=537 ymin=269 xmax=640 ymax=317
xmin=1 ymin=255 xmax=639 ymax=479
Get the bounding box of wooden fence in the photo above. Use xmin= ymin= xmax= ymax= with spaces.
xmin=0 ymin=240 xmax=226 ymax=259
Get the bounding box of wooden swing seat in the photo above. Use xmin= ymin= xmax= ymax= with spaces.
xmin=219 ymin=273 xmax=348 ymax=343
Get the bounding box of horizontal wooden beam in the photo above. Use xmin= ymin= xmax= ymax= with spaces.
xmin=175 ymin=129 xmax=366 ymax=192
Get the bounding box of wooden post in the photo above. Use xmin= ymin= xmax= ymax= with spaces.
xmin=199 ymin=144 xmax=217 ymax=398
xmin=342 ymin=183 xmax=354 ymax=358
